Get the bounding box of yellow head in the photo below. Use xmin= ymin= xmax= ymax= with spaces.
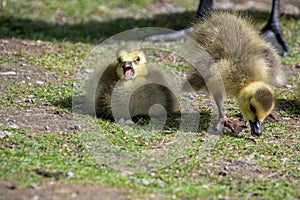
xmin=116 ymin=50 xmax=148 ymax=80
xmin=237 ymin=81 xmax=275 ymax=136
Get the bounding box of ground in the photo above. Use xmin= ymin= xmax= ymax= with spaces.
xmin=0 ymin=0 xmax=299 ymax=199
xmin=0 ymin=180 xmax=130 ymax=200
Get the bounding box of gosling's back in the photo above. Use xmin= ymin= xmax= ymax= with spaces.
xmin=190 ymin=13 xmax=283 ymax=95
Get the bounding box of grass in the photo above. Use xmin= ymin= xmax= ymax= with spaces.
xmin=1 ymin=121 xmax=299 ymax=199
xmin=0 ymin=0 xmax=299 ymax=199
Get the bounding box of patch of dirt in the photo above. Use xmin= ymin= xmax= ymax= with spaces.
xmin=0 ymin=180 xmax=130 ymax=200
xmin=0 ymin=38 xmax=57 ymax=57
xmin=191 ymin=157 xmax=298 ymax=186
xmin=0 ymin=38 xmax=78 ymax=134
xmin=0 ymin=39 xmax=66 ymax=98
xmin=0 ymin=106 xmax=81 ymax=134
xmin=206 ymin=158 xmax=295 ymax=180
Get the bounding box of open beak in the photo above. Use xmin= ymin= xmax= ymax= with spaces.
xmin=122 ymin=61 xmax=134 ymax=80
xmin=249 ymin=117 xmax=262 ymax=137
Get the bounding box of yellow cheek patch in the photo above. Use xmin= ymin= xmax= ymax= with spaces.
xmin=256 ymin=105 xmax=274 ymax=121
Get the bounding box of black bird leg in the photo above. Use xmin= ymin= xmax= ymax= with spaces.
xmin=144 ymin=0 xmax=289 ymax=57
xmin=196 ymin=0 xmax=213 ymax=19
xmin=144 ymin=0 xmax=212 ymax=42
xmin=262 ymin=0 xmax=290 ymax=56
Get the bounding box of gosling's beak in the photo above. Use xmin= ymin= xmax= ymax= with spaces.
xmin=122 ymin=61 xmax=132 ymax=68
xmin=249 ymin=117 xmax=262 ymax=137
xmin=122 ymin=61 xmax=134 ymax=80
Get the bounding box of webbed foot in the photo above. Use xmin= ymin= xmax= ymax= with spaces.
xmin=264 ymin=113 xmax=278 ymax=122
xmin=215 ymin=118 xmax=247 ymax=134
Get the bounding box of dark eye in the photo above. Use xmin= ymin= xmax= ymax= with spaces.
xmin=250 ymin=104 xmax=256 ymax=113
xmin=135 ymin=56 xmax=140 ymax=62
xmin=117 ymin=58 xmax=122 ymax=63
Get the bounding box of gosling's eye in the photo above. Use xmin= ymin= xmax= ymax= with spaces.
xmin=117 ymin=58 xmax=122 ymax=63
xmin=250 ymin=104 xmax=256 ymax=113
xmin=135 ymin=56 xmax=140 ymax=62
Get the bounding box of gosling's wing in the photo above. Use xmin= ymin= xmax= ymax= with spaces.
xmin=263 ymin=43 xmax=285 ymax=86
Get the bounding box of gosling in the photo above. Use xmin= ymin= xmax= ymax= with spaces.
xmin=95 ymin=50 xmax=177 ymax=122
xmin=185 ymin=13 xmax=284 ymax=136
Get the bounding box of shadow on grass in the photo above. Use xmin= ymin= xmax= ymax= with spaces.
xmin=0 ymin=11 xmax=194 ymax=44
xmin=54 ymin=94 xmax=212 ymax=133
xmin=277 ymin=98 xmax=300 ymax=117
xmin=1 ymin=9 xmax=298 ymax=44
xmin=55 ymin=95 xmax=260 ymax=138
xmin=54 ymin=96 xmax=73 ymax=109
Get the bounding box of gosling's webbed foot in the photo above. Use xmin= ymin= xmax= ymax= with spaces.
xmin=264 ymin=113 xmax=278 ymax=122
xmin=215 ymin=118 xmax=247 ymax=134
xmin=224 ymin=119 xmax=247 ymax=133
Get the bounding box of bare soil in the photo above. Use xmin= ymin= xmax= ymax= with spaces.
xmin=0 ymin=180 xmax=130 ymax=200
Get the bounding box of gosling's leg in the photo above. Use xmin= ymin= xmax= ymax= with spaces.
xmin=214 ymin=94 xmax=226 ymax=133
xmin=214 ymin=94 xmax=246 ymax=133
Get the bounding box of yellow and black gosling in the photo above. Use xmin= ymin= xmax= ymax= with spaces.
xmin=95 ymin=50 xmax=177 ymax=122
xmin=185 ymin=13 xmax=284 ymax=136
